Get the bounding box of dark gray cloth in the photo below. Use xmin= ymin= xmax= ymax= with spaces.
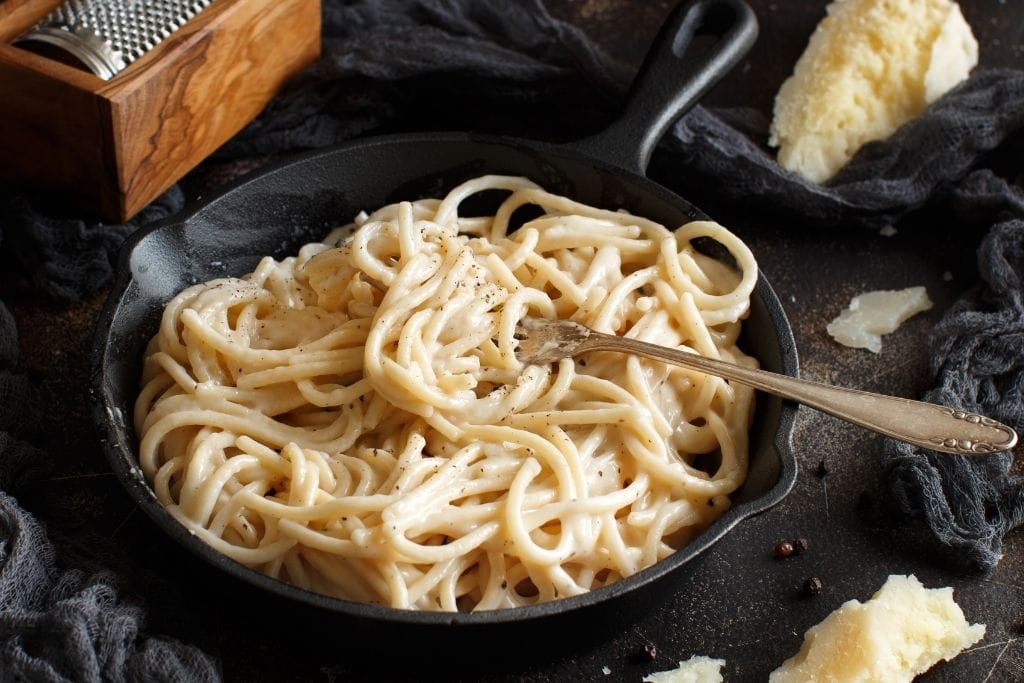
xmin=0 ymin=189 xmax=184 ymax=304
xmin=0 ymin=491 xmax=219 ymax=682
xmin=0 ymin=0 xmax=1023 ymax=679
xmin=219 ymin=0 xmax=632 ymax=157
xmin=884 ymin=173 xmax=1024 ymax=570
xmin=0 ymin=301 xmax=220 ymax=682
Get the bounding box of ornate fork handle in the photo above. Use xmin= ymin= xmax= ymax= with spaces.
xmin=582 ymin=331 xmax=1018 ymax=456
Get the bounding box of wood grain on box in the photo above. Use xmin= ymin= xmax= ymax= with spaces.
xmin=0 ymin=0 xmax=321 ymax=221
xmin=0 ymin=0 xmax=63 ymax=42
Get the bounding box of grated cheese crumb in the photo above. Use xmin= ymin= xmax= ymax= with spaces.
xmin=643 ymin=655 xmax=725 ymax=683
xmin=826 ymin=286 xmax=932 ymax=353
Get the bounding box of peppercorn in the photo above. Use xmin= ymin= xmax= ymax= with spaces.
xmin=815 ymin=460 xmax=829 ymax=477
xmin=641 ymin=643 xmax=657 ymax=661
xmin=792 ymin=538 xmax=809 ymax=555
xmin=803 ymin=577 xmax=824 ymax=596
xmin=774 ymin=540 xmax=794 ymax=559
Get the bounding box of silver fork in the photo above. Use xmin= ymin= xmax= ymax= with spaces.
xmin=514 ymin=316 xmax=1018 ymax=456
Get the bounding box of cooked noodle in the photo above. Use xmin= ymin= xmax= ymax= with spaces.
xmin=135 ymin=175 xmax=758 ymax=611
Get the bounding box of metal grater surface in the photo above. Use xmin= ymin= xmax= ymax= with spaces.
xmin=18 ymin=0 xmax=214 ymax=80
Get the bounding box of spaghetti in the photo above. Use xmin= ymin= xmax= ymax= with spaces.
xmin=135 ymin=175 xmax=758 ymax=611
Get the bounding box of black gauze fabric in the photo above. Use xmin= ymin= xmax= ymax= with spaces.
xmin=883 ymin=172 xmax=1024 ymax=570
xmin=0 ymin=302 xmax=220 ymax=682
xmin=0 ymin=494 xmax=220 ymax=682
xmin=0 ymin=1 xmax=1023 ymax=679
xmin=0 ymin=188 xmax=184 ymax=305
xmin=218 ymin=0 xmax=632 ymax=158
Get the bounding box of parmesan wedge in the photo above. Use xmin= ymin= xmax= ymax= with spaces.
xmin=769 ymin=575 xmax=985 ymax=683
xmin=769 ymin=0 xmax=978 ymax=182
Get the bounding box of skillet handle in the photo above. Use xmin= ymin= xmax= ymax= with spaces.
xmin=567 ymin=0 xmax=757 ymax=176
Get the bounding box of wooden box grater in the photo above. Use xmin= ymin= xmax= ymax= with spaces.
xmin=0 ymin=0 xmax=321 ymax=221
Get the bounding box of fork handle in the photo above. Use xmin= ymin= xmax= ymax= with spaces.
xmin=583 ymin=331 xmax=1018 ymax=455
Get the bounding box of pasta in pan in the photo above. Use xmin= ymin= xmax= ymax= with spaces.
xmin=135 ymin=175 xmax=758 ymax=611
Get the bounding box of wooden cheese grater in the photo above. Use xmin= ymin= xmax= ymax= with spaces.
xmin=0 ymin=0 xmax=321 ymax=221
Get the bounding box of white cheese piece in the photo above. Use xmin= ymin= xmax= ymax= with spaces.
xmin=826 ymin=286 xmax=933 ymax=353
xmin=769 ymin=0 xmax=978 ymax=183
xmin=769 ymin=574 xmax=985 ymax=683
xmin=643 ymin=655 xmax=725 ymax=683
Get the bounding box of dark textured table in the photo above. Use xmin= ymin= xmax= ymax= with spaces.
xmin=4 ymin=1 xmax=1023 ymax=681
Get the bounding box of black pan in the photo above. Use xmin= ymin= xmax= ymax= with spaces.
xmin=91 ymin=0 xmax=797 ymax=651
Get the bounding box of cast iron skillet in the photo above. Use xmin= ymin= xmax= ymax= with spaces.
xmin=92 ymin=0 xmax=797 ymax=640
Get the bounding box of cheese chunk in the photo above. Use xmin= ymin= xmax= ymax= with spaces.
xmin=769 ymin=575 xmax=985 ymax=683
xmin=643 ymin=655 xmax=725 ymax=683
xmin=769 ymin=0 xmax=978 ymax=183
xmin=826 ymin=286 xmax=932 ymax=353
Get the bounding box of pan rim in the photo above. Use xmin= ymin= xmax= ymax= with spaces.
xmin=90 ymin=132 xmax=799 ymax=627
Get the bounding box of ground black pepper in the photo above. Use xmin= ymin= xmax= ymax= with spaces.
xmin=803 ymin=577 xmax=824 ymax=596
xmin=773 ymin=540 xmax=794 ymax=559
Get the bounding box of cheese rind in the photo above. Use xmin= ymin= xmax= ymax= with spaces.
xmin=769 ymin=0 xmax=978 ymax=183
xmin=769 ymin=574 xmax=985 ymax=683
